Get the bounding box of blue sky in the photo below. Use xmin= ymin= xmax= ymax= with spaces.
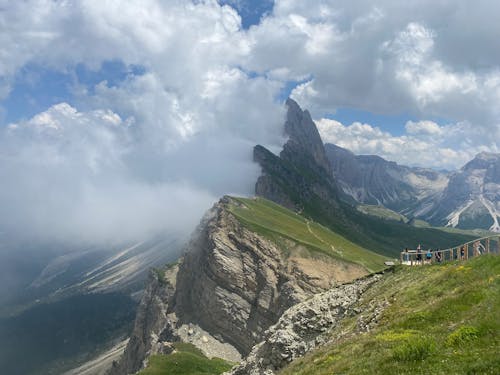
xmin=2 ymin=61 xmax=145 ymax=124
xmin=220 ymin=0 xmax=274 ymax=29
xmin=0 ymin=0 xmax=459 ymax=141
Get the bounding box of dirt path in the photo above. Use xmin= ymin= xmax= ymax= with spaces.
xmin=306 ymin=220 xmax=341 ymax=255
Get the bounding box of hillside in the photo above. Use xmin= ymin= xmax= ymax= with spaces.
xmin=228 ymin=197 xmax=387 ymax=273
xmin=325 ymin=143 xmax=500 ymax=232
xmin=281 ymin=255 xmax=500 ymax=374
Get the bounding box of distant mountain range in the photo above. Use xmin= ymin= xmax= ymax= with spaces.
xmin=325 ymin=144 xmax=500 ymax=232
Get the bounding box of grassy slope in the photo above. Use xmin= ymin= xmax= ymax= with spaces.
xmin=137 ymin=343 xmax=232 ymax=375
xmin=281 ymin=255 xmax=500 ymax=375
xmin=228 ymin=197 xmax=387 ymax=273
xmin=357 ymin=204 xmax=408 ymax=223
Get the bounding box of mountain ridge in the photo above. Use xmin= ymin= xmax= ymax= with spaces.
xmin=324 ymin=142 xmax=500 ymax=232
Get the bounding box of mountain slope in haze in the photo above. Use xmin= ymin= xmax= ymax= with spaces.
xmin=0 ymin=233 xmax=185 ymax=375
xmin=1 ymin=233 xmax=184 ymax=318
xmin=425 ymin=152 xmax=500 ymax=232
xmin=254 ymin=99 xmax=475 ymax=257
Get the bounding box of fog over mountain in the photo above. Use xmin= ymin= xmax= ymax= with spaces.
xmin=0 ymin=91 xmax=285 ymax=246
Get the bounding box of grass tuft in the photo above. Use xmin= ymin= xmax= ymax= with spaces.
xmin=137 ymin=343 xmax=233 ymax=375
xmin=446 ymin=326 xmax=480 ymax=347
xmin=392 ymin=335 xmax=436 ymax=361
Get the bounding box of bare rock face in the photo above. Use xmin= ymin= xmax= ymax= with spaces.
xmin=108 ymin=266 xmax=177 ymax=375
xmin=282 ymin=98 xmax=332 ymax=176
xmin=426 ymin=152 xmax=500 ymax=231
xmin=226 ymin=274 xmax=382 ymax=375
xmin=324 ymin=143 xmax=448 ymax=211
xmin=174 ymin=196 xmax=331 ymax=354
xmin=109 ymin=196 xmax=364 ymax=374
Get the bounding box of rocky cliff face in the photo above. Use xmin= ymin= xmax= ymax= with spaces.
xmin=255 ymin=99 xmax=340 ymax=212
xmin=109 ymin=196 xmax=365 ymax=374
xmin=425 ymin=152 xmax=500 ymax=231
xmin=282 ymin=98 xmax=332 ymax=176
xmin=325 ymin=143 xmax=500 ymax=232
xmin=325 ymin=143 xmax=448 ymax=212
xmin=174 ymin=196 xmax=325 ymax=354
xmin=108 ymin=265 xmax=178 ymax=375
xmin=227 ymin=274 xmax=383 ymax=375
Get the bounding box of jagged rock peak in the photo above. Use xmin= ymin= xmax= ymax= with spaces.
xmin=283 ymin=98 xmax=331 ymax=173
xmin=463 ymin=152 xmax=500 ymax=171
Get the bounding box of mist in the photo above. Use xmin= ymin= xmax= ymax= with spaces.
xmin=0 ymin=102 xmax=286 ymax=247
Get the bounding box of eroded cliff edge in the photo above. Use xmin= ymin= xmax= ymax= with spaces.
xmin=109 ymin=196 xmax=370 ymax=375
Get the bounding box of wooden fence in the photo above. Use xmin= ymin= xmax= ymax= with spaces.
xmin=400 ymin=235 xmax=500 ymax=266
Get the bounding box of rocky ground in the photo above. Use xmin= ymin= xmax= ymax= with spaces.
xmin=227 ymin=274 xmax=383 ymax=375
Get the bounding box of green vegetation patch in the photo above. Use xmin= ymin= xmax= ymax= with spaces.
xmin=446 ymin=325 xmax=480 ymax=347
xmin=392 ymin=335 xmax=436 ymax=361
xmin=138 ymin=343 xmax=233 ymax=375
xmin=228 ymin=197 xmax=387 ymax=273
xmin=281 ymin=255 xmax=500 ymax=375
xmin=357 ymin=204 xmax=408 ymax=223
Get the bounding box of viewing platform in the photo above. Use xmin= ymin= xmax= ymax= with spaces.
xmin=400 ymin=234 xmax=500 ymax=266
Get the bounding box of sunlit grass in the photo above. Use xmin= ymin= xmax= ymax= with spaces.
xmin=228 ymin=197 xmax=387 ymax=273
xmin=281 ymin=255 xmax=500 ymax=374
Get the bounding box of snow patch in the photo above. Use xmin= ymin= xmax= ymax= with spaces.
xmin=445 ymin=200 xmax=475 ymax=228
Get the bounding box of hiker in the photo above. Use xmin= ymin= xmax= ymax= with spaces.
xmin=404 ymin=247 xmax=409 ymax=262
xmin=460 ymin=246 xmax=465 ymax=260
xmin=426 ymin=249 xmax=433 ymax=264
xmin=435 ymin=249 xmax=442 ymax=263
xmin=416 ymin=247 xmax=422 ymax=264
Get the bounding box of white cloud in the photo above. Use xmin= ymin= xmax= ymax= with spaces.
xmin=405 ymin=120 xmax=442 ymax=136
xmin=317 ymin=117 xmax=498 ymax=170
xmin=0 ymin=101 xmax=269 ymax=244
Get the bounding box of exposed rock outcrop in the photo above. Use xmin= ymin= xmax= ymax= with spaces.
xmin=426 ymin=152 xmax=500 ymax=231
xmin=325 ymin=143 xmax=448 ymax=211
xmin=226 ymin=274 xmax=383 ymax=375
xmin=108 ymin=265 xmax=177 ymax=375
xmin=174 ymin=196 xmax=323 ymax=354
xmin=282 ymin=98 xmax=332 ymax=176
xmin=325 ymin=143 xmax=500 ymax=232
xmin=109 ymin=196 xmax=365 ymax=374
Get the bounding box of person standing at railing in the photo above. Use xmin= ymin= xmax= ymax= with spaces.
xmin=460 ymin=246 xmax=465 ymax=260
xmin=426 ymin=249 xmax=433 ymax=264
xmin=435 ymin=249 xmax=442 ymax=263
xmin=417 ymin=246 xmax=422 ymax=264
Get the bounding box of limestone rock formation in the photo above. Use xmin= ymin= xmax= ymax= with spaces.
xmin=109 ymin=196 xmax=365 ymax=374
xmin=226 ymin=274 xmax=382 ymax=375
xmin=426 ymin=152 xmax=500 ymax=231
xmin=325 ymin=143 xmax=448 ymax=212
